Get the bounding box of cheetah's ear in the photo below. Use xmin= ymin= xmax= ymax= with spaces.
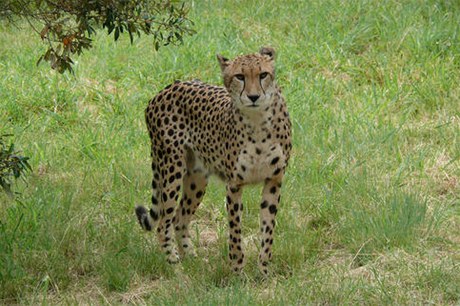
xmin=259 ymin=47 xmax=276 ymax=61
xmin=217 ymin=54 xmax=230 ymax=72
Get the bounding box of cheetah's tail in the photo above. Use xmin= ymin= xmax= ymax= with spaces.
xmin=135 ymin=205 xmax=159 ymax=231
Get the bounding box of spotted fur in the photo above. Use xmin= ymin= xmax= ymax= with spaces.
xmin=136 ymin=47 xmax=292 ymax=275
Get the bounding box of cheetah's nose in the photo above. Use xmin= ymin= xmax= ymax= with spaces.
xmin=248 ymin=95 xmax=260 ymax=103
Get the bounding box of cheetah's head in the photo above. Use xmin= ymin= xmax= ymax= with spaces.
xmin=217 ymin=47 xmax=277 ymax=113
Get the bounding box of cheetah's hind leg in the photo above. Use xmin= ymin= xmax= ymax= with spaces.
xmin=174 ymin=153 xmax=208 ymax=258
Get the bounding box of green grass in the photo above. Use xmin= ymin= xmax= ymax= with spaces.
xmin=1 ymin=0 xmax=459 ymax=304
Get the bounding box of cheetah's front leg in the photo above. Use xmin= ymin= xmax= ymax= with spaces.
xmin=258 ymin=178 xmax=283 ymax=275
xmin=226 ymin=185 xmax=244 ymax=272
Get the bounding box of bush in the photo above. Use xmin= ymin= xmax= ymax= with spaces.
xmin=0 ymin=135 xmax=31 ymax=195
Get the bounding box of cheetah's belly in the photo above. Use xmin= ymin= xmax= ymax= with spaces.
xmin=235 ymin=143 xmax=286 ymax=184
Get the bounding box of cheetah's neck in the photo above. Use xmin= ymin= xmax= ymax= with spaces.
xmin=233 ymin=93 xmax=281 ymax=136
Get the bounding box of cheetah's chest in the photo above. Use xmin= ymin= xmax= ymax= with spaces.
xmin=235 ymin=142 xmax=285 ymax=184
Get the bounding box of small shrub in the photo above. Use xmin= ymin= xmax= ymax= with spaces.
xmin=0 ymin=134 xmax=31 ymax=195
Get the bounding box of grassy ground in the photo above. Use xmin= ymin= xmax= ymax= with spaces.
xmin=1 ymin=0 xmax=459 ymax=304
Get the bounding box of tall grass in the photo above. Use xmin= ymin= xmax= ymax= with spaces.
xmin=1 ymin=0 xmax=459 ymax=304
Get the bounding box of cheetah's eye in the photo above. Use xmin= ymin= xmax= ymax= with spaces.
xmin=260 ymin=72 xmax=268 ymax=80
xmin=234 ymin=74 xmax=245 ymax=81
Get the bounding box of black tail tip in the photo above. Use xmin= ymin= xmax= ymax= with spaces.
xmin=135 ymin=205 xmax=152 ymax=231
xmin=135 ymin=205 xmax=147 ymax=219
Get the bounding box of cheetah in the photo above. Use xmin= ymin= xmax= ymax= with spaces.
xmin=136 ymin=47 xmax=292 ymax=275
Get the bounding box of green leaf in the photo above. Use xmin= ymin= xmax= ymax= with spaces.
xmin=129 ymin=30 xmax=133 ymax=44
xmin=36 ymin=54 xmax=44 ymax=66
xmin=114 ymin=27 xmax=119 ymax=41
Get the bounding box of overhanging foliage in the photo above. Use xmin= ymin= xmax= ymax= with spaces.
xmin=0 ymin=0 xmax=195 ymax=73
